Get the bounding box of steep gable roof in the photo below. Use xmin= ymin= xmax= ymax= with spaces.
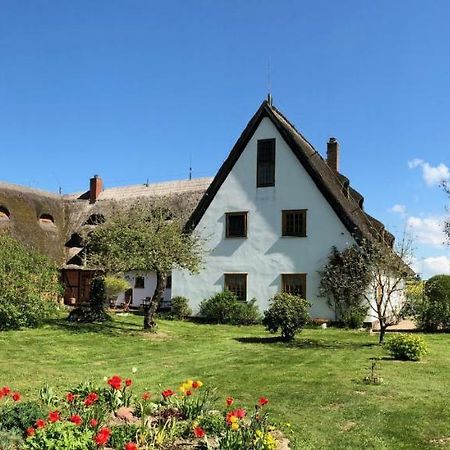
xmin=185 ymin=100 xmax=392 ymax=246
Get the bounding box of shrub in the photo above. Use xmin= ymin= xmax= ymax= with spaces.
xmin=0 ymin=429 xmax=24 ymax=450
xmin=385 ymin=334 xmax=428 ymax=361
xmin=170 ymin=296 xmax=192 ymax=320
xmin=231 ymin=299 xmax=261 ymax=325
xmin=0 ymin=234 xmax=61 ymax=330
xmin=340 ymin=306 xmax=368 ymax=329
xmin=0 ymin=401 xmax=46 ymax=433
xmin=199 ymin=291 xmax=260 ymax=325
xmin=263 ymin=293 xmax=310 ymax=341
xmin=319 ymin=245 xmax=371 ymax=328
xmin=199 ymin=291 xmax=238 ymax=323
xmin=24 ymin=422 xmax=93 ymax=450
xmin=411 ymin=275 xmax=450 ymax=331
xmin=67 ymin=276 xmax=110 ymax=323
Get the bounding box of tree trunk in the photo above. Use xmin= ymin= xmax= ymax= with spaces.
xmin=379 ymin=324 xmax=387 ymax=344
xmin=143 ymin=271 xmax=166 ymax=330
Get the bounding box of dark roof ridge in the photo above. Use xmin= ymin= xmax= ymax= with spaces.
xmin=269 ymin=103 xmax=319 ymax=155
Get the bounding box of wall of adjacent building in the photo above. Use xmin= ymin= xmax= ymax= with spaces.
xmin=116 ymin=271 xmax=171 ymax=308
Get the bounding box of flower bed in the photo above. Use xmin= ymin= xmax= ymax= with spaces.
xmin=0 ymin=376 xmax=289 ymax=449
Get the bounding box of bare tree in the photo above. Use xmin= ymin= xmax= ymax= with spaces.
xmin=361 ymin=235 xmax=415 ymax=343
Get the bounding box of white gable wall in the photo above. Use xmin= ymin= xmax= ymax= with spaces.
xmin=172 ymin=117 xmax=356 ymax=319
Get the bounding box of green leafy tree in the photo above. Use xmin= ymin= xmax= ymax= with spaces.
xmin=85 ymin=198 xmax=204 ymax=330
xmin=0 ymin=233 xmax=61 ymax=330
xmin=319 ymin=245 xmax=372 ymax=328
xmin=410 ymin=275 xmax=450 ymax=331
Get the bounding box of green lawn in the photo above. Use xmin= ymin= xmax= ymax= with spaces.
xmin=1 ymin=314 xmax=450 ymax=449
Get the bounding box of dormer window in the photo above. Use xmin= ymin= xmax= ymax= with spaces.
xmin=84 ymin=214 xmax=105 ymax=226
xmin=257 ymin=139 xmax=275 ymax=187
xmin=0 ymin=206 xmax=10 ymax=222
xmin=39 ymin=213 xmax=56 ymax=227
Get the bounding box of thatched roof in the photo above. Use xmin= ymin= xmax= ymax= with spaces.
xmin=0 ymin=178 xmax=212 ymax=267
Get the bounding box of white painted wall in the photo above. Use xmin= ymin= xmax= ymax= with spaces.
xmin=116 ymin=272 xmax=171 ymax=308
xmin=172 ymin=117 xmax=357 ymax=320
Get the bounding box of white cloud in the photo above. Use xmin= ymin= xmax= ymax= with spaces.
xmin=412 ymin=255 xmax=450 ymax=278
xmin=389 ymin=204 xmax=407 ymax=216
xmin=422 ymin=162 xmax=450 ymax=186
xmin=408 ymin=158 xmax=450 ymax=186
xmin=408 ymin=158 xmax=424 ymax=169
xmin=406 ymin=216 xmax=446 ymax=246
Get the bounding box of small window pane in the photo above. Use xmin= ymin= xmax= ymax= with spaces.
xmin=282 ymin=210 xmax=307 ymax=237
xmin=226 ymin=212 xmax=247 ymax=238
xmin=282 ymin=274 xmax=306 ymax=298
xmin=224 ymin=274 xmax=247 ymax=301
xmin=135 ymin=276 xmax=145 ymax=289
xmin=166 ymin=275 xmax=172 ymax=289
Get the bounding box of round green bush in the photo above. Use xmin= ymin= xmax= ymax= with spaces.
xmin=385 ymin=334 xmax=427 ymax=361
xmin=262 ymin=293 xmax=310 ymax=341
xmin=170 ymin=296 xmax=192 ymax=320
xmin=199 ymin=291 xmax=260 ymax=325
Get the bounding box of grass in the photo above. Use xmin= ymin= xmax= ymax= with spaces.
xmin=1 ymin=314 xmax=450 ymax=449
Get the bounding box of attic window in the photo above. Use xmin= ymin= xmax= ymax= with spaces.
xmin=0 ymin=206 xmax=10 ymax=221
xmin=84 ymin=214 xmax=105 ymax=226
xmin=257 ymin=139 xmax=276 ymax=187
xmin=39 ymin=214 xmax=55 ymax=226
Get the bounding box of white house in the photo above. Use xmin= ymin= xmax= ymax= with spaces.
xmin=172 ymin=99 xmax=399 ymax=321
xmin=0 ymin=98 xmax=404 ymax=320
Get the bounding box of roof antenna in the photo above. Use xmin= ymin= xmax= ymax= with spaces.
xmin=189 ymin=154 xmax=192 ymax=180
xmin=267 ymin=59 xmax=273 ymax=106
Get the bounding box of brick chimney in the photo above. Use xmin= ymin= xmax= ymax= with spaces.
xmin=89 ymin=175 xmax=103 ymax=204
xmin=327 ymin=137 xmax=340 ymax=171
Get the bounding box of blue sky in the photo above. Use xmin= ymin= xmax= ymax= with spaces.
xmin=0 ymin=0 xmax=449 ymax=277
